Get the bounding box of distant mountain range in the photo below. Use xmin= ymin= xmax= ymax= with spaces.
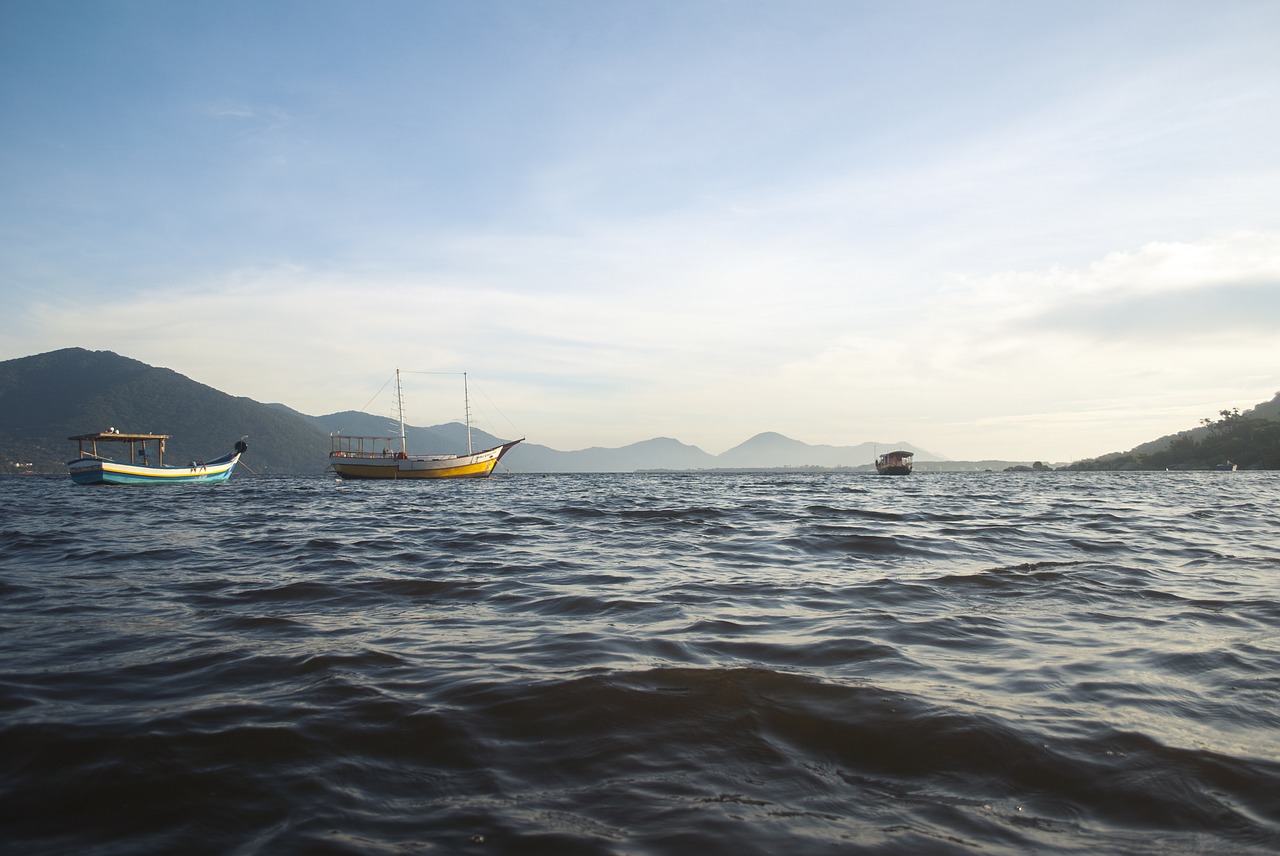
xmin=0 ymin=347 xmax=1174 ymax=475
xmin=0 ymin=348 xmax=950 ymax=475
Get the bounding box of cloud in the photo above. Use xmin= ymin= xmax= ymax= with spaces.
xmin=203 ymin=100 xmax=258 ymax=120
xmin=10 ymin=229 xmax=1280 ymax=461
xmin=939 ymin=232 xmax=1280 ymax=338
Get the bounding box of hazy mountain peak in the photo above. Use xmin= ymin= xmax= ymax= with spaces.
xmin=0 ymin=348 xmax=1106 ymax=474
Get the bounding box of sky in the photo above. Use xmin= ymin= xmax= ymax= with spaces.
xmin=3 ymin=1 xmax=1279 ymax=461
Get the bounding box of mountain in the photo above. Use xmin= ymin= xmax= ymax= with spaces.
xmin=1066 ymin=393 xmax=1280 ymax=470
xmin=504 ymin=437 xmax=718 ymax=473
xmin=1128 ymin=391 xmax=1280 ymax=455
xmin=715 ymin=431 xmax=939 ymax=469
xmin=1 ymin=348 xmax=957 ymax=475
xmin=304 ymin=409 xmax=466 ymax=456
xmin=0 ymin=349 xmax=330 ymax=475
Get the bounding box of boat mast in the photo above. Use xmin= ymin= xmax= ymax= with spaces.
xmin=464 ymin=372 xmax=473 ymax=455
xmin=396 ymin=368 xmax=407 ymax=454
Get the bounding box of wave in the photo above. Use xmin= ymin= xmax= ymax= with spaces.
xmin=2 ymin=472 xmax=1278 ymax=854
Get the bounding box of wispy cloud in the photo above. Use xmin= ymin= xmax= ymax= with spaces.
xmin=12 ymin=228 xmax=1279 ymax=459
xmin=203 ymin=99 xmax=258 ymax=120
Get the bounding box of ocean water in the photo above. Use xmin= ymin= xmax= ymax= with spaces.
xmin=1 ymin=471 xmax=1278 ymax=855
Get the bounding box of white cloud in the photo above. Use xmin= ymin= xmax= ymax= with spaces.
xmin=203 ymin=100 xmax=257 ymax=120
xmin=11 ymin=230 xmax=1277 ymax=461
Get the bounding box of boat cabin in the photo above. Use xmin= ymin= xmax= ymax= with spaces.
xmin=329 ymin=433 xmax=407 ymax=459
xmin=69 ymin=431 xmax=169 ymax=466
xmin=875 ymin=450 xmax=914 ymax=475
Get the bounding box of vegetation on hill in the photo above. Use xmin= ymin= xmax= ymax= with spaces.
xmin=4 ymin=348 xmax=1278 ymax=475
xmin=0 ymin=348 xmax=331 ymax=475
xmin=1065 ymin=406 xmax=1280 ymax=471
xmin=1126 ymin=391 xmax=1280 ymax=456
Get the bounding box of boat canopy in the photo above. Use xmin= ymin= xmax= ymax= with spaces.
xmin=330 ymin=433 xmax=403 ymax=458
xmin=69 ymin=431 xmax=170 ymax=442
xmin=69 ymin=431 xmax=170 ymax=464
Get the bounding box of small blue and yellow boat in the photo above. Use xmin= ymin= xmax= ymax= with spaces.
xmin=67 ymin=431 xmax=246 ymax=485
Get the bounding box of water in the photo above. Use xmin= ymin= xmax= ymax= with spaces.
xmin=1 ymin=471 xmax=1278 ymax=854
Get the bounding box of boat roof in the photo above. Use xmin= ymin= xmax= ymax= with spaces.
xmin=69 ymin=432 xmax=170 ymax=442
xmin=880 ymin=450 xmax=914 ymax=456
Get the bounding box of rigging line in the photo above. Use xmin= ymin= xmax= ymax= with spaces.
xmin=397 ymin=371 xmax=469 ymax=418
xmin=398 ymin=367 xmax=473 ymax=418
xmin=470 ymin=381 xmax=523 ymax=438
xmin=357 ymin=375 xmax=395 ymax=414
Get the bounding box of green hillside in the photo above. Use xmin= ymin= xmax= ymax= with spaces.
xmin=1127 ymin=391 xmax=1280 ymax=455
xmin=1065 ymin=396 xmax=1280 ymax=471
xmin=4 ymin=348 xmax=1276 ymax=475
xmin=0 ymin=348 xmax=331 ymax=475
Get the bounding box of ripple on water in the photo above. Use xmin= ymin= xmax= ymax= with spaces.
xmin=0 ymin=472 xmax=1278 ymax=854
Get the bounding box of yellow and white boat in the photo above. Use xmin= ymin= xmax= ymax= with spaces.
xmin=329 ymin=371 xmax=521 ymax=480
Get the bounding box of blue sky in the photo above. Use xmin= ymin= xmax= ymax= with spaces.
xmin=3 ymin=1 xmax=1279 ymax=461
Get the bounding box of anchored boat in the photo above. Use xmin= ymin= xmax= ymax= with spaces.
xmin=875 ymin=449 xmax=913 ymax=475
xmin=329 ymin=370 xmax=522 ymax=480
xmin=68 ymin=431 xmax=247 ymax=485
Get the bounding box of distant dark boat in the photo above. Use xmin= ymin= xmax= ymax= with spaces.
xmin=875 ymin=450 xmax=913 ymax=475
xmin=1214 ymin=461 xmax=1238 ymax=472
xmin=68 ymin=431 xmax=246 ymax=485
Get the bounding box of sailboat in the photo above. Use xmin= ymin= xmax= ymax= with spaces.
xmin=328 ymin=370 xmax=522 ymax=480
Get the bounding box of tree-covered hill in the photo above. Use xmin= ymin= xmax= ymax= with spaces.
xmin=6 ymin=348 xmax=1276 ymax=475
xmin=1127 ymin=391 xmax=1280 ymax=456
xmin=1065 ymin=402 xmax=1280 ymax=470
xmin=0 ymin=348 xmax=331 ymax=474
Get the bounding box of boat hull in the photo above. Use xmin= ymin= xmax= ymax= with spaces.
xmin=875 ymin=464 xmax=912 ymax=475
xmin=330 ymin=440 xmax=521 ymax=480
xmin=68 ymin=452 xmax=242 ymax=485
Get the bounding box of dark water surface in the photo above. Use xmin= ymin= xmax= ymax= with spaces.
xmin=2 ymin=471 xmax=1278 ymax=854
